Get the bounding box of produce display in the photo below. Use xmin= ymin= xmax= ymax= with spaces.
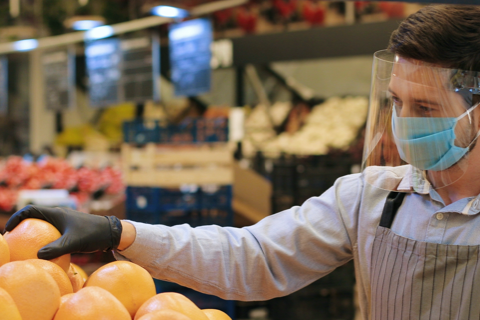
xmin=0 ymin=218 xmax=232 ymax=320
xmin=0 ymin=156 xmax=124 ymax=212
xmin=243 ymin=96 xmax=368 ymax=157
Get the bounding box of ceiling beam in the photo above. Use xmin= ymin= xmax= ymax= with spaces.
xmin=0 ymin=0 xmax=248 ymax=54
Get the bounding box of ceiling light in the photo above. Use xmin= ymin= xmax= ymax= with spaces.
xmin=13 ymin=39 xmax=38 ymax=51
xmin=72 ymin=20 xmax=104 ymax=31
xmin=151 ymin=5 xmax=189 ymax=18
xmin=65 ymin=16 xmax=106 ymax=31
xmin=84 ymin=25 xmax=114 ymax=41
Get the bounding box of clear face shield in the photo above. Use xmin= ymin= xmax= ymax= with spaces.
xmin=362 ymin=50 xmax=480 ymax=190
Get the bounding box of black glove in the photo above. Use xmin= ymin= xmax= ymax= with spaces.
xmin=4 ymin=205 xmax=122 ymax=260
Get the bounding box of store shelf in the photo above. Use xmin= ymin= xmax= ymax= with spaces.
xmin=230 ymin=20 xmax=402 ymax=65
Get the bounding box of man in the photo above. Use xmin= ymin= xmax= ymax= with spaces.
xmin=5 ymin=5 xmax=480 ymax=320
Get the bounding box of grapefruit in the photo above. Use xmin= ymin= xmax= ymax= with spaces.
xmin=137 ymin=309 xmax=194 ymax=320
xmin=53 ymin=286 xmax=131 ymax=320
xmin=4 ymin=218 xmax=70 ymax=271
xmin=135 ymin=292 xmax=209 ymax=320
xmin=60 ymin=293 xmax=74 ymax=305
xmin=0 ymin=287 xmax=22 ymax=320
xmin=67 ymin=264 xmax=85 ymax=293
xmin=0 ymin=260 xmax=60 ymax=320
xmin=26 ymin=259 xmax=73 ymax=296
xmin=0 ymin=233 xmax=9 ymax=267
xmin=203 ymin=309 xmax=232 ymax=320
xmin=84 ymin=261 xmax=156 ymax=317
xmin=71 ymin=263 xmax=88 ymax=282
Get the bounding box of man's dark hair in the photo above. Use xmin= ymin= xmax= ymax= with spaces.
xmin=389 ymin=5 xmax=480 ymax=71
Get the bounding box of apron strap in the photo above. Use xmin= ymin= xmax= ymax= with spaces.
xmin=379 ymin=191 xmax=406 ymax=228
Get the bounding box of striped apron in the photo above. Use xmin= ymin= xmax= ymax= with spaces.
xmin=371 ymin=192 xmax=480 ymax=320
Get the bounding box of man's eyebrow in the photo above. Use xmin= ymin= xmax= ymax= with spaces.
xmin=387 ymin=88 xmax=397 ymax=96
xmin=414 ymin=99 xmax=441 ymax=106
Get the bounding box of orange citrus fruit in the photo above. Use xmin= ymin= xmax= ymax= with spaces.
xmin=60 ymin=293 xmax=74 ymax=305
xmin=137 ymin=309 xmax=193 ymax=320
xmin=71 ymin=263 xmax=88 ymax=282
xmin=0 ymin=260 xmax=60 ymax=320
xmin=0 ymin=287 xmax=22 ymax=320
xmin=135 ymin=292 xmax=209 ymax=320
xmin=203 ymin=309 xmax=232 ymax=320
xmin=67 ymin=264 xmax=85 ymax=293
xmin=84 ymin=261 xmax=156 ymax=317
xmin=0 ymin=233 xmax=9 ymax=267
xmin=53 ymin=286 xmax=131 ymax=320
xmin=53 ymin=293 xmax=75 ymax=319
xmin=4 ymin=218 xmax=70 ymax=271
xmin=26 ymin=259 xmax=73 ymax=296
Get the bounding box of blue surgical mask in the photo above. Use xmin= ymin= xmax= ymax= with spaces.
xmin=391 ymin=104 xmax=480 ymax=171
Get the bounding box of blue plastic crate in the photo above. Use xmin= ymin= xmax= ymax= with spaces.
xmin=159 ymin=186 xmax=201 ymax=211
xmin=198 ymin=207 xmax=233 ymax=226
xmin=157 ymin=208 xmax=232 ymax=227
xmin=123 ymin=118 xmax=228 ymax=144
xmin=126 ymin=208 xmax=233 ymax=227
xmin=126 ymin=210 xmax=161 ymax=224
xmin=167 ymin=119 xmax=197 ymax=143
xmin=154 ymin=280 xmax=235 ymax=319
xmin=126 ymin=185 xmax=233 ymax=226
xmin=157 ymin=209 xmax=201 ymax=227
xmin=127 ymin=186 xmax=201 ymax=212
xmin=126 ymin=187 xmax=161 ymax=213
xmin=123 ymin=120 xmax=165 ymax=144
xmin=194 ymin=118 xmax=229 ymax=143
xmin=201 ymin=185 xmax=233 ymax=209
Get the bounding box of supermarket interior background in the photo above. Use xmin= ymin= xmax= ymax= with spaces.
xmin=0 ymin=0 xmax=473 ymax=319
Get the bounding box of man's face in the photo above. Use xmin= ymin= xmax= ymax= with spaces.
xmin=388 ymin=57 xmax=469 ymax=118
xmin=388 ymin=56 xmax=477 ymax=147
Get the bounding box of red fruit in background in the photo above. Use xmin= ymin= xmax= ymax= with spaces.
xmin=302 ymin=1 xmax=325 ymax=25
xmin=77 ymin=167 xmax=101 ymax=193
xmin=214 ymin=9 xmax=233 ymax=26
xmin=1 ymin=157 xmax=31 ymax=188
xmin=237 ymin=8 xmax=257 ymax=33
xmin=378 ymin=2 xmax=405 ymax=18
xmin=0 ymin=155 xmax=124 ymax=213
xmin=274 ymin=0 xmax=297 ymax=19
xmin=0 ymin=188 xmax=18 ymax=212
xmin=103 ymin=167 xmax=124 ymax=195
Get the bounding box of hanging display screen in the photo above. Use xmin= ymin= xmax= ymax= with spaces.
xmin=169 ymin=18 xmax=212 ymax=97
xmin=42 ymin=48 xmax=76 ymax=110
xmin=85 ymin=38 xmax=122 ymax=107
xmin=85 ymin=34 xmax=160 ymax=108
xmin=0 ymin=56 xmax=7 ymax=115
xmin=120 ymin=34 xmax=160 ymax=103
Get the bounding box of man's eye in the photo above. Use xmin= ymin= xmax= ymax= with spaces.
xmin=419 ymin=105 xmax=436 ymax=114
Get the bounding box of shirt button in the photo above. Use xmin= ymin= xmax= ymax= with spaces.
xmin=436 ymin=213 xmax=444 ymax=221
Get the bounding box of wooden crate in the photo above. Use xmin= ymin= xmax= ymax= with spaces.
xmin=122 ymin=143 xmax=272 ymax=223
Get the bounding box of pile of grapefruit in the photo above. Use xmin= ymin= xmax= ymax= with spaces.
xmin=0 ymin=218 xmax=231 ymax=320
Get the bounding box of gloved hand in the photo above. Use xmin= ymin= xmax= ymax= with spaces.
xmin=4 ymin=205 xmax=122 ymax=260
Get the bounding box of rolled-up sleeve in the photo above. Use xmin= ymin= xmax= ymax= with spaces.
xmin=114 ymin=173 xmax=362 ymax=301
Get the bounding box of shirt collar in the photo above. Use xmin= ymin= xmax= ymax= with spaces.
xmin=396 ymin=165 xmax=430 ymax=194
xmin=397 ymin=165 xmax=480 ymax=215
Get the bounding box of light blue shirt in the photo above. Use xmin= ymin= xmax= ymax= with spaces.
xmin=114 ymin=165 xmax=480 ymax=320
